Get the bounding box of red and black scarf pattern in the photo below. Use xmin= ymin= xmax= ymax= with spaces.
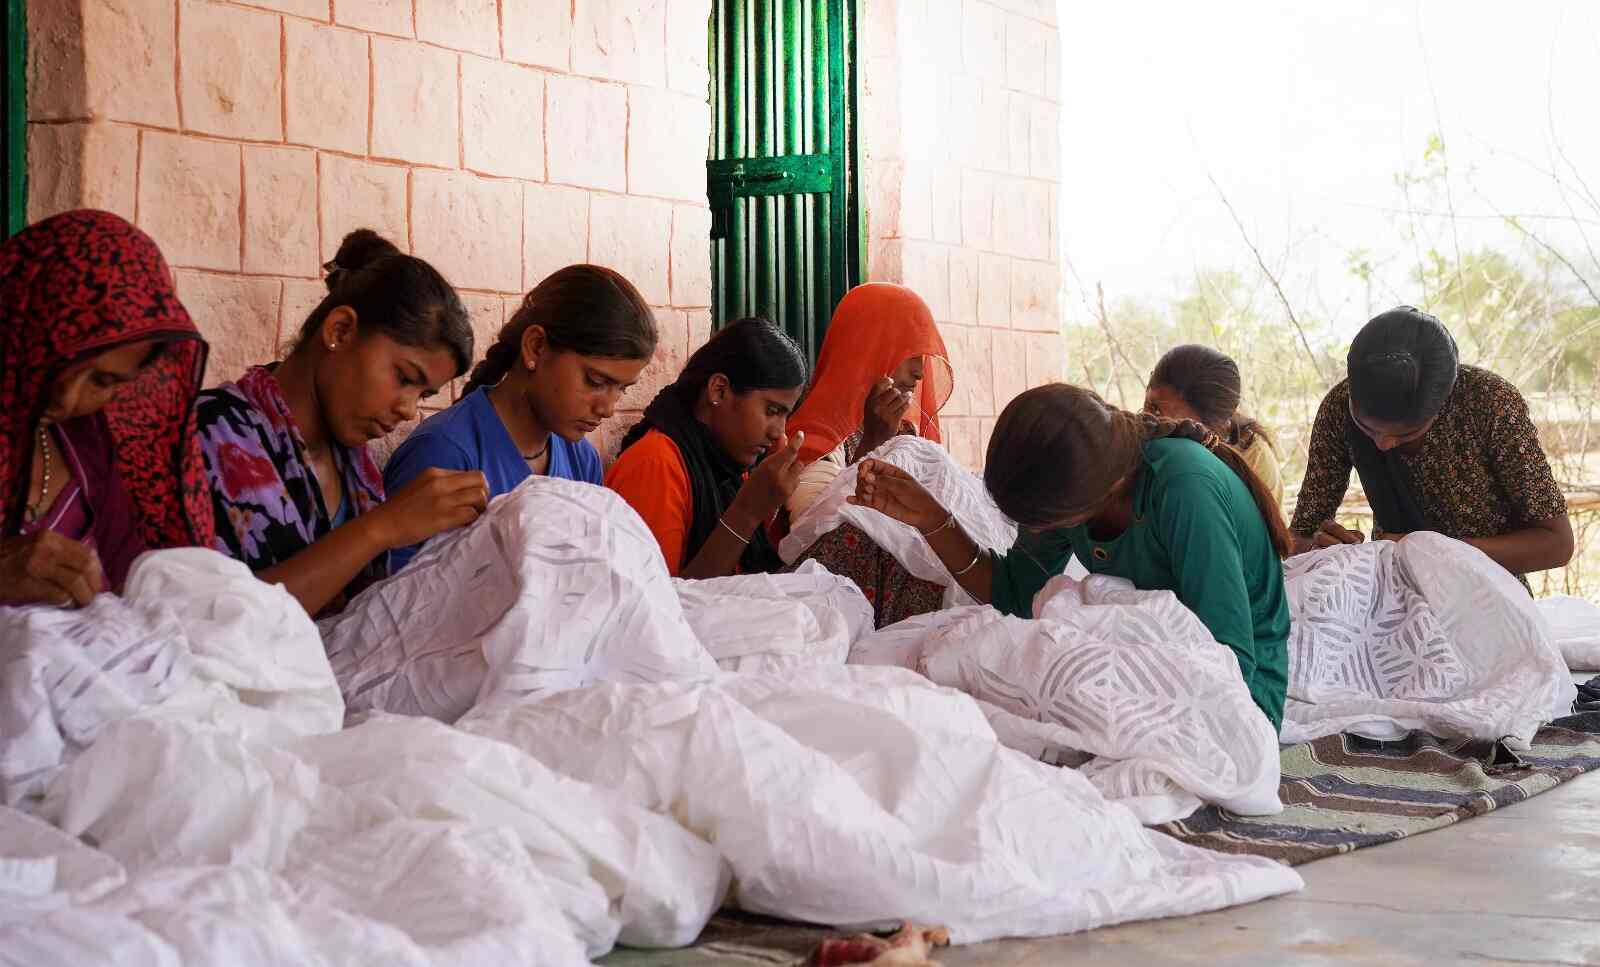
xmin=0 ymin=209 xmax=214 ymax=549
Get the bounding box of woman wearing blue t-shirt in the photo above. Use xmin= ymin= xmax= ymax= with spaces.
xmin=384 ymin=265 xmax=656 ymax=569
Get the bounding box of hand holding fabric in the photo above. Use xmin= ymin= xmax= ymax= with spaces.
xmin=0 ymin=530 xmax=104 ymax=607
xmin=731 ymin=431 xmax=806 ymax=527
xmin=369 ymin=468 xmax=490 ymax=549
xmin=848 ymin=458 xmax=947 ymax=533
xmin=1308 ymin=519 xmax=1365 ymax=551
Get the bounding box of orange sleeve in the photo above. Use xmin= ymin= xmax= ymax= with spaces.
xmin=604 ymin=430 xmax=693 ymax=575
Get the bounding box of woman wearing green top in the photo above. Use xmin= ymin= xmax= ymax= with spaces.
xmin=850 ymin=383 xmax=1293 ymax=729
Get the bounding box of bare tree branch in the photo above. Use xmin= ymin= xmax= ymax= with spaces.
xmin=1206 ymin=172 xmax=1333 ymax=387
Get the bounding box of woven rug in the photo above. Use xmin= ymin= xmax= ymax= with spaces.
xmin=1156 ymin=704 xmax=1600 ymax=866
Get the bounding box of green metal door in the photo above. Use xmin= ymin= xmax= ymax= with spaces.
xmin=1 ymin=0 xmax=22 ymax=237
xmin=708 ymin=0 xmax=863 ymax=361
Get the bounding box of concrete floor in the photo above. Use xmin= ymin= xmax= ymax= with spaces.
xmin=939 ymin=770 xmax=1600 ymax=966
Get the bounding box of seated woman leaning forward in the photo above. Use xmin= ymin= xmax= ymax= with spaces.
xmin=783 ymin=283 xmax=954 ymax=521
xmin=383 ymin=265 xmax=656 ymax=571
xmin=1144 ymin=344 xmax=1284 ymax=507
xmin=605 ymin=317 xmax=809 ymax=579
xmin=850 ymin=384 xmax=1293 ymax=729
xmin=196 ymin=230 xmax=490 ymax=618
xmin=0 ymin=210 xmax=215 ymax=607
xmin=1292 ymin=305 xmax=1572 ymax=587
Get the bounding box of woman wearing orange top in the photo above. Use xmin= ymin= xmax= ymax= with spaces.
xmin=784 ymin=284 xmax=954 ymax=521
xmin=605 ymin=317 xmax=809 ymax=578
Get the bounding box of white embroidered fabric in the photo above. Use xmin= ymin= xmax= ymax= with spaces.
xmin=790 ymin=441 xmax=1579 ymax=754
xmin=675 ymin=562 xmax=873 ymax=674
xmin=1281 ymin=535 xmax=1576 ymax=747
xmin=2 ymin=550 xmax=723 ymax=965
xmin=321 ymin=477 xmax=721 ymax=722
xmin=0 ymin=489 xmax=1307 ymax=961
xmin=461 ymin=665 xmax=1301 ymax=944
xmin=0 ymin=550 xmax=340 ymax=807
xmin=780 ymin=436 xmax=1021 ymax=606
xmin=848 ymin=580 xmax=1284 ymax=825
xmin=1535 ymin=595 xmax=1600 ymax=672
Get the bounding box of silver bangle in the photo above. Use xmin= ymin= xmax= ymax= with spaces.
xmin=718 ymin=516 xmax=751 ymax=545
xmin=920 ymin=513 xmax=955 ymax=539
xmin=951 ymin=546 xmax=985 ymax=577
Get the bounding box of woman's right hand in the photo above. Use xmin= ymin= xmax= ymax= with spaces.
xmin=1312 ymin=519 xmax=1366 ymax=548
xmin=730 ymin=432 xmax=807 ymax=526
xmin=0 ymin=531 xmax=104 ymax=608
xmin=847 ymin=459 xmax=946 ymax=533
xmin=369 ymin=468 xmax=490 ymax=549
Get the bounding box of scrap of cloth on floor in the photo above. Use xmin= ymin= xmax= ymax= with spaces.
xmin=1157 ymin=703 xmax=1600 ymax=866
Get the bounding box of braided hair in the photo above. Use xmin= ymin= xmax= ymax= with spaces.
xmin=1149 ymin=344 xmax=1273 ymax=451
xmin=462 ymin=264 xmax=656 ymax=396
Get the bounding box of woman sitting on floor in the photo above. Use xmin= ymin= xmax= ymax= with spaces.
xmin=783 ymin=283 xmax=954 ymax=522
xmin=605 ymin=317 xmax=809 ymax=578
xmin=848 ymin=384 xmax=1292 ymax=729
xmin=382 ymin=265 xmax=657 ymax=571
xmin=1292 ymin=305 xmax=1572 ymax=588
xmin=196 ymin=230 xmax=489 ymax=617
xmin=1145 ymin=344 xmax=1284 ymax=507
xmin=0 ymin=210 xmax=215 ymax=607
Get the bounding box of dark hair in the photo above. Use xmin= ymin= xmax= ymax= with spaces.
xmin=985 ymin=383 xmax=1291 ymax=557
xmin=462 ymin=264 xmax=657 ymax=396
xmin=294 ymin=229 xmax=473 ymax=376
xmin=1149 ymin=344 xmax=1272 ymax=451
xmin=1347 ymin=305 xmax=1459 ymax=427
xmin=620 ymin=317 xmax=807 ymax=450
xmin=669 ymin=315 xmax=808 ymax=401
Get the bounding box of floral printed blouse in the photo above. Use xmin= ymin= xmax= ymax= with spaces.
xmin=195 ymin=365 xmax=387 ymax=613
xmin=1292 ymin=366 xmax=1567 ymax=576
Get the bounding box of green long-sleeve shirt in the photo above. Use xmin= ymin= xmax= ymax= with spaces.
xmin=989 ymin=438 xmax=1290 ymax=730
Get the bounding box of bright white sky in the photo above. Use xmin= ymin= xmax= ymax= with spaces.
xmin=1056 ymin=0 xmax=1600 ymax=337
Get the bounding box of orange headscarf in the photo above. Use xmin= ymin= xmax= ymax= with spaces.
xmin=787 ymin=284 xmax=955 ymax=465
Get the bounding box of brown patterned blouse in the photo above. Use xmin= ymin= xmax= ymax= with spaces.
xmin=1291 ymin=366 xmax=1567 ymax=546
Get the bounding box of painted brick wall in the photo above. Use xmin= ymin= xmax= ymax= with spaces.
xmin=25 ymin=0 xmax=714 ymax=459
xmin=859 ymin=0 xmax=1063 ymax=470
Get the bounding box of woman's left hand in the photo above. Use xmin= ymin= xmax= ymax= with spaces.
xmin=848 ymin=458 xmax=945 ymax=533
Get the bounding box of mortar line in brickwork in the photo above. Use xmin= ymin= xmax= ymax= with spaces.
xmin=280 ymin=16 xmax=289 ymax=141
xmin=622 ymin=89 xmax=633 ymax=194
xmin=405 ymin=169 xmax=414 ymax=253
xmin=456 ymin=54 xmax=465 ymax=170
xmin=237 ymin=147 xmax=247 ymax=269
xmin=313 ymin=151 xmax=324 ymax=272
xmin=517 ymin=179 xmax=527 ymax=290
xmin=365 ymin=35 xmax=375 ymax=155
xmin=173 ymin=0 xmax=185 ymax=130
xmin=496 ymin=0 xmax=506 ymax=60
xmin=133 ymin=131 xmax=145 ymax=226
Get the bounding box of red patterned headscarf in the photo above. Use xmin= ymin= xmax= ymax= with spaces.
xmin=0 ymin=210 xmax=215 ymax=548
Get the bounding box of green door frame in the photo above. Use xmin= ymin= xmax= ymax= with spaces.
xmin=2 ymin=0 xmax=24 ymax=237
xmin=707 ymin=0 xmax=864 ymax=361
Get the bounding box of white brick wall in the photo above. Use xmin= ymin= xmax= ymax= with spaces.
xmin=860 ymin=0 xmax=1063 ymax=470
xmin=27 ymin=0 xmax=716 ymax=455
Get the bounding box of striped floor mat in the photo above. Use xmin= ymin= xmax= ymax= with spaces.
xmin=1157 ymin=707 xmax=1600 ymax=865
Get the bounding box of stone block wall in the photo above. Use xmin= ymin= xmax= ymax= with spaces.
xmin=26 ymin=0 xmax=714 ymax=457
xmin=859 ymin=0 xmax=1063 ymax=470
